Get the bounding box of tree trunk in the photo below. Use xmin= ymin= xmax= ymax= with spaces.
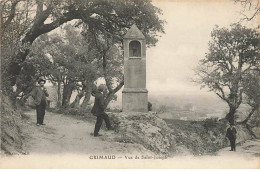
xmin=70 ymin=91 xmax=85 ymax=108
xmin=80 ymin=84 xmax=93 ymax=110
xmin=104 ymin=92 xmax=116 ymax=109
xmin=104 ymin=81 xmax=124 ymax=109
xmin=225 ymin=106 xmax=237 ymax=124
xmin=7 ymin=49 xmax=30 ymax=86
xmin=62 ymin=81 xmax=74 ymax=108
xmin=57 ymin=78 xmax=62 ymax=108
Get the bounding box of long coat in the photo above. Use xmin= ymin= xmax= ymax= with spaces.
xmin=226 ymin=127 xmax=237 ymax=140
xmin=91 ymin=91 xmax=105 ymax=116
xmin=29 ymin=86 xmax=49 ymax=105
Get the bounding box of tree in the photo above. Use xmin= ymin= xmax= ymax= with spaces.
xmin=234 ymin=0 xmax=260 ymax=21
xmin=195 ymin=24 xmax=259 ymax=124
xmin=1 ymin=0 xmax=165 ymax=96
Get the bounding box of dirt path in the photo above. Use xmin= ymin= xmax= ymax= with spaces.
xmin=21 ymin=110 xmax=151 ymax=155
xmin=19 ymin=110 xmax=260 ymax=157
xmin=217 ymin=139 xmax=260 ymax=157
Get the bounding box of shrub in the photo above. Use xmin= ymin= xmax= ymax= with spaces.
xmin=202 ymin=117 xmax=218 ymax=131
xmin=157 ymin=105 xmax=167 ymax=113
xmin=49 ymin=107 xmax=90 ymax=116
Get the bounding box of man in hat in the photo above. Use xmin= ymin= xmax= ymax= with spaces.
xmin=29 ymin=78 xmax=49 ymax=126
xmin=226 ymin=123 xmax=237 ymax=151
xmin=91 ymin=84 xmax=113 ymax=137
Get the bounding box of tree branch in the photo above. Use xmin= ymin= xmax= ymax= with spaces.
xmin=113 ymin=80 xmax=124 ymax=93
xmin=2 ymin=0 xmax=20 ymax=29
xmin=22 ymin=9 xmax=80 ymax=44
xmin=239 ymin=106 xmax=257 ymax=124
xmin=236 ymin=0 xmax=260 ymax=21
xmin=104 ymin=80 xmax=124 ymax=107
xmin=237 ymin=88 xmax=243 ymax=106
xmin=215 ymin=83 xmax=229 ymax=102
xmin=34 ymin=1 xmax=53 ymax=26
xmin=36 ymin=0 xmax=43 ymax=18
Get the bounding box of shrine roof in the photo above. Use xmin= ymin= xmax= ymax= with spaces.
xmin=124 ymin=24 xmax=145 ymax=39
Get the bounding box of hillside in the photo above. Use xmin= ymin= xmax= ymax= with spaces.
xmin=1 ymin=94 xmax=25 ymax=155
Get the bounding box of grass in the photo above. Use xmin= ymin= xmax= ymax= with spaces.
xmin=47 ymin=107 xmax=97 ymax=123
xmin=164 ymin=118 xmax=229 ymax=155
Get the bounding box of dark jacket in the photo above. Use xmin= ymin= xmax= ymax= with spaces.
xmin=29 ymin=86 xmax=49 ymax=105
xmin=91 ymin=91 xmax=105 ymax=116
xmin=226 ymin=127 xmax=237 ymax=140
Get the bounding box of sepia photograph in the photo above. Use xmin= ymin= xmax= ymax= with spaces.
xmin=0 ymin=0 xmax=260 ymax=169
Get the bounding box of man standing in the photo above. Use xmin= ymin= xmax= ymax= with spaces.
xmin=91 ymin=84 xmax=113 ymax=137
xmin=30 ymin=78 xmax=49 ymax=126
xmin=226 ymin=123 xmax=237 ymax=151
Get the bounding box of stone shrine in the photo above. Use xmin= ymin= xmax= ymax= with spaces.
xmin=122 ymin=24 xmax=148 ymax=112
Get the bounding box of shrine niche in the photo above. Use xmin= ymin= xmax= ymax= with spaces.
xmin=129 ymin=40 xmax=141 ymax=57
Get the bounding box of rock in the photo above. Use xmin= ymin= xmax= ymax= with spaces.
xmin=108 ymin=112 xmax=175 ymax=155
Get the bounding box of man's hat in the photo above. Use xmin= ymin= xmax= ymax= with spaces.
xmin=37 ymin=77 xmax=46 ymax=84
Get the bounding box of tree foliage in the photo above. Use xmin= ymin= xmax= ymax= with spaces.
xmin=1 ymin=0 xmax=165 ymax=111
xmin=1 ymin=0 xmax=165 ymax=92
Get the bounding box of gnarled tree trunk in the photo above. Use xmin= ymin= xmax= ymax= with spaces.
xmin=62 ymin=81 xmax=74 ymax=108
xmin=57 ymin=78 xmax=62 ymax=108
xmin=70 ymin=91 xmax=85 ymax=109
xmin=80 ymin=83 xmax=93 ymax=110
xmin=225 ymin=106 xmax=237 ymax=124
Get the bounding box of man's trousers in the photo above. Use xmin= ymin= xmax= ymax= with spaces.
xmin=36 ymin=99 xmax=46 ymax=124
xmin=94 ymin=113 xmax=112 ymax=136
xmin=229 ymin=138 xmax=236 ymax=151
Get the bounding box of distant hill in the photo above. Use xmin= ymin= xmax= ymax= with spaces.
xmin=108 ymin=92 xmax=228 ymax=118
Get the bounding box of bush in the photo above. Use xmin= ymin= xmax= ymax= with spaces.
xmin=106 ymin=107 xmax=122 ymax=113
xmin=157 ymin=105 xmax=168 ymax=113
xmin=49 ymin=107 xmax=91 ymax=116
xmin=202 ymin=117 xmax=218 ymax=131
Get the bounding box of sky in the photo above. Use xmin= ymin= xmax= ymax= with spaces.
xmin=145 ymin=0 xmax=257 ymax=96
